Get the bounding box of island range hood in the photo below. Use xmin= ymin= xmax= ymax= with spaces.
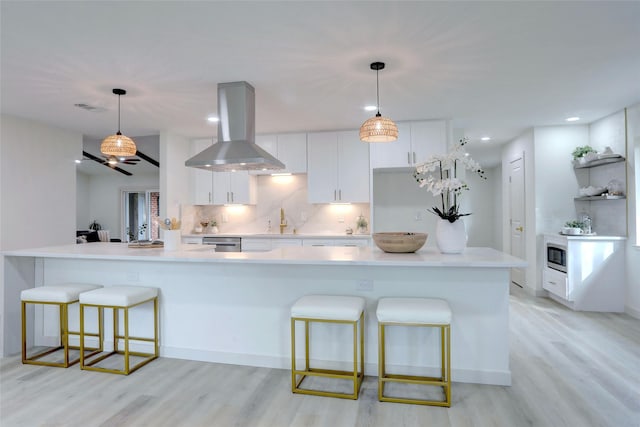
xmin=185 ymin=81 xmax=285 ymax=172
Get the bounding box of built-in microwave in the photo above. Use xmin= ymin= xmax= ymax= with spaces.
xmin=546 ymin=243 xmax=567 ymax=273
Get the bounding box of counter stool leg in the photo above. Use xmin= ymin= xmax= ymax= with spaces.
xmin=21 ymin=301 xmax=27 ymax=364
xmin=124 ymin=307 xmax=130 ymax=374
xmin=154 ymin=297 xmax=159 ymax=357
xmin=378 ymin=323 xmax=385 ymax=401
xmin=79 ymin=304 xmax=85 ymax=367
xmin=304 ymin=319 xmax=310 ymax=371
xmin=61 ymin=303 xmax=69 ymax=366
xmin=446 ymin=325 xmax=451 ymax=405
xmin=113 ymin=308 xmax=118 ymax=353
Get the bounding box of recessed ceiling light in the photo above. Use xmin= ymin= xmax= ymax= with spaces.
xmin=566 ymin=116 xmax=580 ymax=122
xmin=364 ymin=105 xmax=377 ymax=112
xmin=207 ymin=116 xmax=220 ymax=123
xmin=481 ymin=137 xmax=491 ymax=141
xmin=75 ymin=159 xmax=82 ymax=164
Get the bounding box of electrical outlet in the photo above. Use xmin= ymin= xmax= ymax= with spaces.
xmin=338 ymin=217 xmax=345 ymax=223
xmin=222 ymin=213 xmax=229 ymax=223
xmin=300 ymin=211 xmax=307 ymax=222
xmin=357 ymin=279 xmax=374 ymax=292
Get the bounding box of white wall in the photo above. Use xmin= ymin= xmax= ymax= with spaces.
xmin=1 ymin=114 xmax=82 ymax=356
xmin=626 ymin=103 xmax=640 ymax=318
xmin=76 ymin=171 xmax=91 ymax=229
xmin=159 ymin=131 xmax=190 ymax=222
xmin=533 ymin=125 xmax=589 ymax=234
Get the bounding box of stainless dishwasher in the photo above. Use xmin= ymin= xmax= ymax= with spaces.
xmin=202 ymin=236 xmax=241 ymax=252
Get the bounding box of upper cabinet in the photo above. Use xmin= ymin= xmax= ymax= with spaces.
xmin=189 ymin=139 xmax=256 ymax=205
xmin=254 ymin=133 xmax=307 ymax=175
xmin=370 ymin=120 xmax=448 ymax=169
xmin=212 ymin=171 xmax=257 ymax=205
xmin=307 ymin=130 xmax=370 ymax=203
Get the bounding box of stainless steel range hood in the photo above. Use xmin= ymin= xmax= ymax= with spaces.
xmin=185 ymin=81 xmax=285 ymax=171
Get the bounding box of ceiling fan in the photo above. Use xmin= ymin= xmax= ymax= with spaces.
xmin=101 ymin=155 xmax=141 ymax=168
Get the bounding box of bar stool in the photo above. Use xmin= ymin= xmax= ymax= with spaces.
xmin=290 ymin=295 xmax=365 ymax=400
xmin=79 ymin=285 xmax=159 ymax=375
xmin=377 ymin=297 xmax=452 ymax=406
xmin=21 ymin=283 xmax=103 ymax=367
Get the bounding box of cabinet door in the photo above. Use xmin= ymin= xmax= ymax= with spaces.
xmin=271 ymin=238 xmax=303 ymax=248
xmin=242 ymin=238 xmax=271 ymax=252
xmin=337 ymin=130 xmax=370 ymax=203
xmin=369 ymin=122 xmax=412 ymax=168
xmin=411 ymin=120 xmax=447 ymax=165
xmin=307 ymin=132 xmax=339 ymax=203
xmin=277 ymin=133 xmax=307 ymax=174
xmin=213 ymin=172 xmax=256 ymax=204
xmin=212 ymin=172 xmax=231 ymax=205
xmin=191 ymin=139 xmax=214 ymax=204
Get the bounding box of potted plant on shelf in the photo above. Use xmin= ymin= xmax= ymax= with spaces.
xmin=356 ymin=214 xmax=368 ymax=234
xmin=572 ymin=145 xmax=597 ymax=165
xmin=413 ymin=137 xmax=486 ymax=253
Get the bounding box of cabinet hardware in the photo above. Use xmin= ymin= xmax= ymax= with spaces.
xmin=407 ymin=152 xmax=411 ymax=165
xmin=334 ymin=189 xmax=337 ymax=201
xmin=208 ymin=192 xmax=212 ymax=203
xmin=339 ymin=189 xmax=342 ymax=200
xmin=230 ymin=192 xmax=234 ymax=203
xmin=413 ymin=152 xmax=416 ymax=164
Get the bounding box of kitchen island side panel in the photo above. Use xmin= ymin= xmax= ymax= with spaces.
xmin=36 ymin=257 xmax=511 ymax=385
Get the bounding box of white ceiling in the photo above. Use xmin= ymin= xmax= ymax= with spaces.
xmin=2 ymin=1 xmax=639 ymax=170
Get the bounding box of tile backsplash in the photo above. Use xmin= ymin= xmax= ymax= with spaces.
xmin=181 ymin=175 xmax=370 ymax=235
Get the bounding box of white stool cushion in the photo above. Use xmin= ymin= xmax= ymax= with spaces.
xmin=21 ymin=284 xmax=103 ymax=303
xmin=291 ymin=295 xmax=365 ymax=321
xmin=79 ymin=285 xmax=158 ymax=307
xmin=377 ymin=297 xmax=451 ymax=325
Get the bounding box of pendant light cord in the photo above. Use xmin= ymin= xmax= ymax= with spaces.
xmin=376 ymin=68 xmax=381 ymax=116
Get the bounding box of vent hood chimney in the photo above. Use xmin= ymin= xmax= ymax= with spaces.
xmin=185 ymin=81 xmax=285 ymax=171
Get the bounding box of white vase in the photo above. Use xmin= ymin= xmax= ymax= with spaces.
xmin=163 ymin=229 xmax=181 ymax=251
xmin=435 ymin=219 xmax=467 ymax=254
xmin=211 ymin=225 xmax=219 ymax=234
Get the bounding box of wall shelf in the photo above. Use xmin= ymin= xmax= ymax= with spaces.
xmin=573 ymin=156 xmax=625 ymax=169
xmin=574 ymin=195 xmax=626 ymax=201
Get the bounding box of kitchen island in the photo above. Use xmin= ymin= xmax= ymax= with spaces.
xmin=3 ymin=243 xmax=525 ymax=385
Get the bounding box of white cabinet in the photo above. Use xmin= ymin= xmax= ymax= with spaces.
xmin=190 ymin=139 xmax=215 ymax=205
xmin=242 ymin=238 xmax=272 ymax=252
xmin=271 ymin=238 xmax=302 ymax=248
xmin=370 ymin=120 xmax=448 ymax=169
xmin=254 ymin=133 xmax=307 ymax=174
xmin=212 ymin=171 xmax=257 ymax=205
xmin=542 ymin=268 xmax=568 ymax=300
xmin=307 ymin=130 xmax=370 ymax=203
xmin=302 ymin=239 xmax=369 ymax=247
xmin=182 ymin=236 xmax=203 ymax=244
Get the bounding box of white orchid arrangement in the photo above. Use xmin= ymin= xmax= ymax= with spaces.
xmin=413 ymin=137 xmax=486 ymax=222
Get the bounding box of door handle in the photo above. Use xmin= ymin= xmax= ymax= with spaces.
xmin=516 ymin=226 xmax=524 ymax=232
xmin=407 ymin=152 xmax=411 ymax=165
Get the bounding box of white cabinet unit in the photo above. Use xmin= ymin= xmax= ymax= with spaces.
xmin=242 ymin=238 xmax=272 ymax=252
xmin=190 ymin=139 xmax=215 ymax=205
xmin=302 ymin=239 xmax=369 ymax=247
xmin=370 ymin=120 xmax=448 ymax=169
xmin=270 ymin=238 xmax=302 ymax=248
xmin=307 ymin=130 xmax=370 ymax=203
xmin=254 ymin=133 xmax=307 ymax=174
xmin=212 ymin=171 xmax=257 ymax=205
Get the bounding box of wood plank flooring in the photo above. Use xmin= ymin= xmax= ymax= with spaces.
xmin=1 ymin=285 xmax=639 ymax=426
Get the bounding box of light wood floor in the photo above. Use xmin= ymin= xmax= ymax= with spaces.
xmin=2 ymin=285 xmax=639 ymax=427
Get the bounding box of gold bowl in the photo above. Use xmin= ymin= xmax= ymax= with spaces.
xmin=372 ymin=232 xmax=428 ymax=253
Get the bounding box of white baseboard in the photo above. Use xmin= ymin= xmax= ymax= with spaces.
xmin=161 ymin=346 xmax=511 ymax=386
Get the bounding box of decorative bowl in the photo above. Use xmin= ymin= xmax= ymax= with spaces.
xmin=372 ymin=232 xmax=428 ymax=253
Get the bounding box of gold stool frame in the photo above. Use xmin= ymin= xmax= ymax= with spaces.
xmin=21 ymin=299 xmax=102 ymax=368
xmin=378 ymin=321 xmax=451 ymax=407
xmin=79 ymin=296 xmax=158 ymax=375
xmin=291 ymin=312 xmax=364 ymax=400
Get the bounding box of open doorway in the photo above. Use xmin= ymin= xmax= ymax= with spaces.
xmin=122 ymin=189 xmax=160 ymax=242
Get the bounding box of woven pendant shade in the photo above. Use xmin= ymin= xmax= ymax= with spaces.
xmin=101 ymin=88 xmax=137 ymax=157
xmin=101 ymin=132 xmax=137 ymax=157
xmin=359 ymin=114 xmax=399 ymax=142
xmin=360 ymin=61 xmax=398 ymax=143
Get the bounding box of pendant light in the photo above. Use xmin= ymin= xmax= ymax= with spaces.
xmin=100 ymin=88 xmax=137 ymax=157
xmin=359 ymin=62 xmax=398 ymax=142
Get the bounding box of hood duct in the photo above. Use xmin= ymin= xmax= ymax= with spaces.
xmin=185 ymin=81 xmax=285 ymax=172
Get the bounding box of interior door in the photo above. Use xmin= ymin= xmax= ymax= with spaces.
xmin=510 ymin=156 xmax=526 ymax=287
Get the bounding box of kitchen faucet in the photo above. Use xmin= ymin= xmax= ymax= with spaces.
xmin=280 ymin=208 xmax=287 ymax=234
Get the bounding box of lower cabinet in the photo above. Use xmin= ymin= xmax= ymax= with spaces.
xmin=302 ymin=239 xmax=370 ymax=247
xmin=542 ymin=268 xmax=568 ymax=300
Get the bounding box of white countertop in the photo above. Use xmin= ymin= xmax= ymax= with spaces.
xmin=4 ymin=243 xmax=526 ymax=268
xmin=183 ymin=233 xmax=371 ymax=240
